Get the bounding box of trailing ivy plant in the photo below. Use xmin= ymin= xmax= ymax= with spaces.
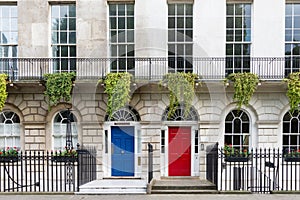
xmin=0 ymin=74 xmax=7 ymax=111
xmin=225 ymin=72 xmax=259 ymax=110
xmin=284 ymin=72 xmax=300 ymax=113
xmin=160 ymin=72 xmax=199 ymax=118
xmin=44 ymin=72 xmax=76 ymax=110
xmin=101 ymin=72 xmax=132 ymax=118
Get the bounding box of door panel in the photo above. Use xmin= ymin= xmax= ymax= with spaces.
xmin=111 ymin=126 xmax=134 ymax=176
xmin=168 ymin=127 xmax=191 ymax=176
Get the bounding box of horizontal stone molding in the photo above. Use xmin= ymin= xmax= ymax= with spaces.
xmin=107 ymin=0 xmax=135 ymax=3
xmin=167 ymin=0 xmax=194 ymax=4
xmin=256 ymin=120 xmax=280 ymax=129
xmin=23 ymin=122 xmax=46 ymax=129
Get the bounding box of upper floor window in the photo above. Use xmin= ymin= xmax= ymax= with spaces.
xmin=282 ymin=110 xmax=300 ymax=155
xmin=226 ymin=3 xmax=251 ymax=75
xmin=168 ymin=4 xmax=193 ymax=73
xmin=52 ymin=110 xmax=78 ymax=150
xmin=109 ymin=4 xmax=135 ymax=73
xmin=0 ymin=6 xmax=18 ymax=78
xmin=51 ymin=4 xmax=76 ymax=73
xmin=285 ymin=4 xmax=300 ymax=76
xmin=224 ymin=110 xmax=250 ymax=151
xmin=0 ymin=111 xmax=20 ymax=148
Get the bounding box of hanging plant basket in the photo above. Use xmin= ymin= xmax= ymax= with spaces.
xmin=99 ymin=72 xmax=132 ymax=118
xmin=160 ymin=72 xmax=199 ymax=118
xmin=225 ymin=72 xmax=259 ymax=110
xmin=0 ymin=74 xmax=8 ymax=112
xmin=284 ymin=72 xmax=300 ymax=113
xmin=44 ymin=72 xmax=76 ymax=110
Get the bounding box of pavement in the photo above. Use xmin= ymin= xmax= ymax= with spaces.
xmin=0 ymin=194 xmax=299 ymax=200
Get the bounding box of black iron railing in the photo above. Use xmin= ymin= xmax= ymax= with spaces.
xmin=218 ymin=148 xmax=300 ymax=193
xmin=148 ymin=143 xmax=153 ymax=184
xmin=0 ymin=57 xmax=297 ymax=82
xmin=206 ymin=143 xmax=218 ymax=187
xmin=0 ymin=148 xmax=96 ymax=193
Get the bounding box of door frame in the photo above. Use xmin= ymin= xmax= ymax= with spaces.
xmin=103 ymin=122 xmax=142 ymax=177
xmin=161 ymin=122 xmax=199 ymax=177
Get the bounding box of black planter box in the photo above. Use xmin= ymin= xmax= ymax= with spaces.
xmin=225 ymin=156 xmax=249 ymax=162
xmin=52 ymin=156 xmax=77 ymax=162
xmin=284 ymin=157 xmax=300 ymax=162
xmin=0 ymin=156 xmax=19 ymax=163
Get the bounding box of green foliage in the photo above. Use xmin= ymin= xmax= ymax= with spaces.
xmin=0 ymin=147 xmax=19 ymax=157
xmin=44 ymin=72 xmax=75 ymax=110
xmin=160 ymin=72 xmax=199 ymax=118
xmin=225 ymin=72 xmax=259 ymax=110
xmin=101 ymin=72 xmax=132 ymax=118
xmin=284 ymin=72 xmax=300 ymax=113
xmin=0 ymin=74 xmax=7 ymax=112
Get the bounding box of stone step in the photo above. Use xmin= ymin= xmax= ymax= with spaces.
xmin=151 ymin=189 xmax=219 ymax=194
xmin=76 ymin=179 xmax=147 ymax=194
xmin=150 ymin=178 xmax=217 ymax=194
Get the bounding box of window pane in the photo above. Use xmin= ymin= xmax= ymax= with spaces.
xmin=70 ymin=46 xmax=76 ymax=57
xmin=227 ymin=17 xmax=234 ymax=28
xmin=118 ymin=4 xmax=125 ymax=16
xmin=286 ymin=4 xmax=292 ymax=16
xmin=177 ymin=4 xmax=184 ymax=15
xmin=69 ymin=5 xmax=76 ymax=17
xmin=127 ymin=17 xmax=134 ymax=29
xmin=127 ymin=30 xmax=134 ymax=42
xmin=186 ymin=17 xmax=192 ymax=28
xmin=69 ymin=18 xmax=76 ymax=30
xmin=286 ymin=17 xmax=292 ymax=29
xmin=295 ymin=16 xmax=300 ymax=28
xmin=227 ymin=4 xmax=234 ymax=15
xmin=186 ymin=4 xmax=193 ymax=15
xmin=60 ymin=32 xmax=67 ymax=43
xmin=127 ymin=4 xmax=134 ymax=16
xmin=168 ymin=17 xmax=175 ymax=28
xmin=69 ymin=32 xmax=76 ymax=44
xmin=118 ymin=17 xmax=125 ymax=29
xmin=109 ymin=4 xmax=116 ymax=16
xmin=168 ymin=4 xmax=175 ymax=15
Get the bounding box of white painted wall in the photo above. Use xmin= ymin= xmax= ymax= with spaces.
xmin=252 ymin=0 xmax=285 ymax=57
xmin=194 ymin=0 xmax=226 ymax=57
xmin=135 ymin=0 xmax=167 ymax=57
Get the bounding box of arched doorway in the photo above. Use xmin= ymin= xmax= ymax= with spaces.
xmin=161 ymin=104 xmax=199 ymax=177
xmin=103 ymin=106 xmax=141 ymax=177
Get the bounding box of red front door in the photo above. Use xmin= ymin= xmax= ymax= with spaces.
xmin=168 ymin=127 xmax=191 ymax=176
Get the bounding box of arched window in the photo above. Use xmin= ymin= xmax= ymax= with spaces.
xmin=0 ymin=111 xmax=20 ymax=148
xmin=282 ymin=110 xmax=300 ymax=154
xmin=224 ymin=110 xmax=250 ymax=150
xmin=105 ymin=106 xmax=140 ymax=121
xmin=162 ymin=104 xmax=198 ymax=121
xmin=52 ymin=110 xmax=78 ymax=150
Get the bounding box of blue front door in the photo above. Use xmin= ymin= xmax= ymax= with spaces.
xmin=111 ymin=126 xmax=135 ymax=176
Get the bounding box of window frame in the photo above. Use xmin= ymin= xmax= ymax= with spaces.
xmin=226 ymin=3 xmax=252 ymax=75
xmin=168 ymin=3 xmax=193 ymax=73
xmin=224 ymin=110 xmax=250 ymax=151
xmin=0 ymin=111 xmax=20 ymax=149
xmin=109 ymin=3 xmax=135 ymax=73
xmin=52 ymin=110 xmax=78 ymax=150
xmin=51 ymin=4 xmax=76 ymax=73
